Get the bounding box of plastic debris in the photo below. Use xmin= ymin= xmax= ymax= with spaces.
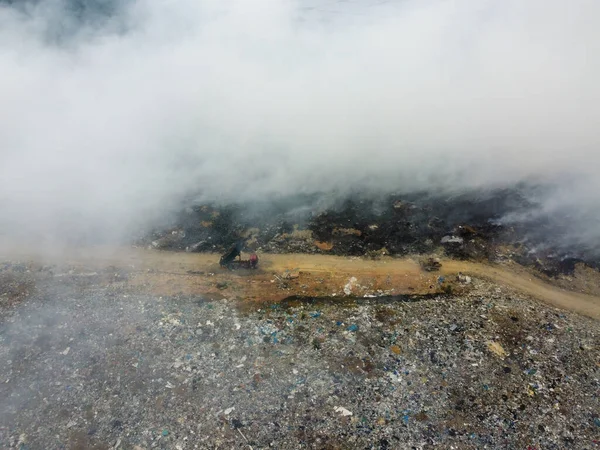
xmin=334 ymin=406 xmax=353 ymax=417
xmin=441 ymin=235 xmax=464 ymax=244
xmin=457 ymin=273 xmax=472 ymax=284
xmin=486 ymin=341 xmax=507 ymax=358
xmin=344 ymin=277 xmax=358 ymax=295
xmin=2 ymin=255 xmax=598 ymax=448
xmin=390 ymin=345 xmax=401 ymax=355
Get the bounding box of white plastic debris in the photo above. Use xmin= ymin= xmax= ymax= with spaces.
xmin=334 ymin=406 xmax=353 ymax=417
xmin=441 ymin=235 xmax=464 ymax=244
xmin=224 ymin=407 xmax=235 ymax=415
xmin=61 ymin=347 xmax=70 ymax=355
xmin=344 ymin=277 xmax=358 ymax=296
xmin=457 ymin=273 xmax=472 ymax=284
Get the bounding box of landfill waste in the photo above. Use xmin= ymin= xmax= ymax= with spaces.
xmin=334 ymin=406 xmax=353 ymax=417
xmin=140 ymin=190 xmax=600 ymax=277
xmin=343 ymin=277 xmax=358 ymax=296
xmin=486 ymin=341 xmax=508 ymax=358
xmin=457 ymin=273 xmax=472 ymax=284
xmin=421 ymin=257 xmax=442 ymax=272
xmin=0 ymin=260 xmax=599 ymax=449
xmin=441 ymin=235 xmax=464 ymax=245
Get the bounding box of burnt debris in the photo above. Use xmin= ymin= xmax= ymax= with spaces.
xmin=141 ymin=187 xmax=599 ymax=277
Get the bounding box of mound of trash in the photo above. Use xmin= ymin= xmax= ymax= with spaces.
xmin=140 ymin=188 xmax=599 ymax=277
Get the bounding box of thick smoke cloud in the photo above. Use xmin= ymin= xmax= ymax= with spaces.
xmin=0 ymin=0 xmax=599 ymax=248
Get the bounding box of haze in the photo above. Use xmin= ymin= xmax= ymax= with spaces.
xmin=0 ymin=0 xmax=598 ymax=248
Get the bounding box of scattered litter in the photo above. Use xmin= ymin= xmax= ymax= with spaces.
xmin=457 ymin=273 xmax=472 ymax=284
xmin=282 ymin=270 xmax=300 ymax=280
xmin=343 ymin=277 xmax=358 ymax=295
xmin=60 ymin=347 xmax=70 ymax=355
xmin=421 ymin=257 xmax=442 ymax=272
xmin=486 ymin=341 xmax=507 ymax=358
xmin=441 ymin=235 xmax=464 ymax=244
xmin=334 ymin=406 xmax=353 ymax=417
xmin=2 ymin=253 xmax=598 ymax=448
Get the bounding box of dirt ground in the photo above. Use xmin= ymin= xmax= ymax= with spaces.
xmin=3 ymin=245 xmax=600 ymax=319
xmin=1 ymin=247 xmax=600 ymax=449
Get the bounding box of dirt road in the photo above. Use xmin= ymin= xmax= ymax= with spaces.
xmin=2 ymin=244 xmax=600 ymax=319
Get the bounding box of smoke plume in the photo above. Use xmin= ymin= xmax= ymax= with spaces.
xmin=1 ymin=0 xmax=599 ymax=251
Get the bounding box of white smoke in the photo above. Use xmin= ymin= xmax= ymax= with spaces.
xmin=0 ymin=0 xmax=598 ymax=247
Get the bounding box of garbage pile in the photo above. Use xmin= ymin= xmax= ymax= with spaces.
xmin=141 ymin=189 xmax=599 ymax=277
xmin=1 ymin=263 xmax=599 ymax=449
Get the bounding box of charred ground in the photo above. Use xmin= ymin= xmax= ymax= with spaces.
xmin=142 ymin=187 xmax=598 ymax=278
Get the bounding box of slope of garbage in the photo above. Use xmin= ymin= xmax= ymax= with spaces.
xmin=0 ymin=258 xmax=599 ymax=449
xmin=2 ymin=186 xmax=600 ymax=449
xmin=140 ymin=189 xmax=600 ymax=279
